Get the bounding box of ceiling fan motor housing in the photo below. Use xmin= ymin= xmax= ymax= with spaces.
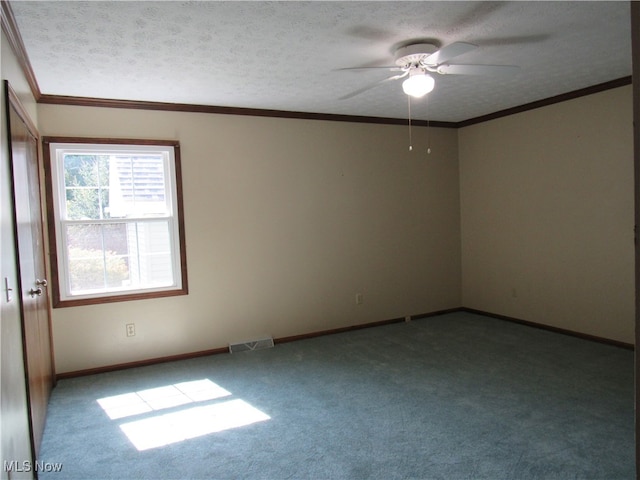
xmin=394 ymin=43 xmax=438 ymax=68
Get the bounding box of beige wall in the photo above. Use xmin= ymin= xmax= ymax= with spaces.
xmin=36 ymin=82 xmax=636 ymax=372
xmin=38 ymin=104 xmax=462 ymax=373
xmin=1 ymin=29 xmax=37 ymax=122
xmin=459 ymin=85 xmax=634 ymax=344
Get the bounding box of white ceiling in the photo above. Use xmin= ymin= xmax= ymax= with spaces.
xmin=9 ymin=1 xmax=632 ymax=123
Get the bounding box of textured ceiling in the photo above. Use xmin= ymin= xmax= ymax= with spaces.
xmin=9 ymin=1 xmax=632 ymax=123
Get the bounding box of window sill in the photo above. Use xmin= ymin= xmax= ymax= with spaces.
xmin=53 ymin=286 xmax=188 ymax=308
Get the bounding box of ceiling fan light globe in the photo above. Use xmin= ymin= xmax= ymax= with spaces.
xmin=402 ymin=74 xmax=435 ymax=98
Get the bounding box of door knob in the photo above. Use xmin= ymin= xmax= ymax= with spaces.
xmin=29 ymin=287 xmax=43 ymax=297
xmin=36 ymin=279 xmax=47 ymax=287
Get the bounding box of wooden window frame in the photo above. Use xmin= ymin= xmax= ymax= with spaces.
xmin=42 ymin=137 xmax=188 ymax=308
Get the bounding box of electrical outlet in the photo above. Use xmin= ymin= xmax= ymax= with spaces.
xmin=126 ymin=323 xmax=135 ymax=337
xmin=356 ymin=293 xmax=363 ymax=305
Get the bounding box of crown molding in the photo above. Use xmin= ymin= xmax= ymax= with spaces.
xmin=37 ymin=94 xmax=459 ymax=128
xmin=458 ymin=76 xmax=632 ymax=128
xmin=39 ymin=75 xmax=631 ymax=129
xmin=1 ymin=0 xmax=41 ymax=100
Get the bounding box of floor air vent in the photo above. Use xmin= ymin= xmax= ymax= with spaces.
xmin=229 ymin=337 xmax=274 ymax=353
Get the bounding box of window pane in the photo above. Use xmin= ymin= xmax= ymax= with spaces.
xmin=63 ymin=153 xmax=168 ymax=220
xmin=64 ymin=221 xmax=174 ymax=294
xmin=64 ymin=154 xmax=106 ymax=187
xmin=64 ymin=155 xmax=110 ymax=220
xmin=68 ymin=248 xmax=130 ymax=293
xmin=110 ymin=155 xmax=168 ymax=218
xmin=66 ymin=224 xmax=130 ymax=293
xmin=126 ymin=221 xmax=175 ymax=286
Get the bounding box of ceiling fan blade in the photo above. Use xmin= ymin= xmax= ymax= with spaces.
xmin=335 ymin=66 xmax=400 ymax=72
xmin=423 ymin=42 xmax=478 ymax=66
xmin=436 ymin=64 xmax=520 ymax=76
xmin=339 ymin=73 xmax=407 ymax=100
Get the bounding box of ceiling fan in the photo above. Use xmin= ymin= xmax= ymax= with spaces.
xmin=339 ymin=41 xmax=520 ymax=100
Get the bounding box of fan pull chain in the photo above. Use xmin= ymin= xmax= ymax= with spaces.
xmin=408 ymin=95 xmax=413 ymax=151
xmin=425 ymin=97 xmax=431 ymax=155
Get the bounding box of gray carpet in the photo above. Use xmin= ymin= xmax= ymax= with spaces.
xmin=38 ymin=312 xmax=634 ymax=479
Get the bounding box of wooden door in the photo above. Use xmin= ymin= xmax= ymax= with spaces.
xmin=632 ymin=2 xmax=640 ymax=475
xmin=6 ymin=83 xmax=55 ymax=457
xmin=1 ymin=87 xmax=33 ymax=479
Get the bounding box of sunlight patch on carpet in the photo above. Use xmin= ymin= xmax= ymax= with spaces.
xmin=97 ymin=379 xmax=232 ymax=419
xmin=119 ymin=399 xmax=271 ymax=451
xmin=97 ymin=379 xmax=270 ymax=450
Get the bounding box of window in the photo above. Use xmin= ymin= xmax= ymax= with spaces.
xmin=43 ymin=138 xmax=188 ymax=307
